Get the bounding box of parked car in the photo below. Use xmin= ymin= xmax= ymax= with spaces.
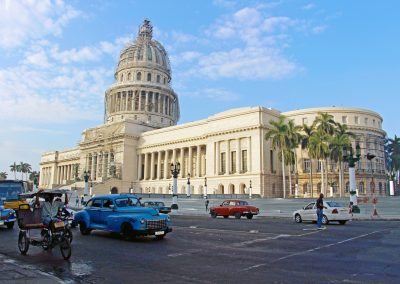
xmin=142 ymin=201 xmax=171 ymax=214
xmin=74 ymin=194 xmax=172 ymax=240
xmin=209 ymin=200 xmax=259 ymax=219
xmin=293 ymin=201 xmax=351 ymax=225
xmin=0 ymin=202 xmax=17 ymax=229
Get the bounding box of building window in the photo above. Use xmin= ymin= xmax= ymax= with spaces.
xmin=147 ymin=73 xmax=151 ymax=82
xmin=137 ymin=72 xmax=142 ymax=81
xmin=157 ymin=75 xmax=160 ymax=83
xmin=127 ymin=73 xmax=131 ymax=81
xmin=302 ymin=117 xmax=308 ymax=125
xmin=220 ymin=152 xmax=226 ymax=174
xmin=373 ymin=119 xmax=376 ymax=125
xmin=242 ymin=150 xmax=248 ymax=173
xmin=231 ymin=151 xmax=236 ymax=173
xmin=155 ymin=94 xmax=159 ymax=112
xmin=354 ymin=116 xmax=359 ymax=124
xmin=163 ymin=77 xmax=166 ymax=84
xmin=359 ymin=182 xmax=364 ymax=193
xmin=365 ymin=117 xmax=368 ymax=125
xmin=270 ymin=150 xmax=275 ymax=173
xmin=303 ymin=159 xmax=310 ymax=173
xmin=342 ymin=116 xmax=347 ymax=124
xmin=120 ymin=74 xmax=124 ymax=82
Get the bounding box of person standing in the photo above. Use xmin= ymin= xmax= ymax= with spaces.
xmin=316 ymin=193 xmax=325 ymax=229
xmin=205 ymin=199 xmax=209 ymax=212
xmin=75 ymin=195 xmax=79 ymax=207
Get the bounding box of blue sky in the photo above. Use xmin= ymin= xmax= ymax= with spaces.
xmin=0 ymin=0 xmax=399 ymax=176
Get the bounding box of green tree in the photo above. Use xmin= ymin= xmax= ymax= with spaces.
xmin=265 ymin=115 xmax=289 ymax=198
xmin=23 ymin=163 xmax=32 ymax=181
xmin=286 ymin=120 xmax=302 ymax=196
xmin=301 ymin=124 xmax=315 ymax=197
xmin=308 ymin=129 xmax=330 ymax=195
xmin=0 ymin=172 xmax=7 ymax=180
xmin=10 ymin=162 xmax=18 ymax=180
xmin=329 ymin=123 xmax=353 ymax=197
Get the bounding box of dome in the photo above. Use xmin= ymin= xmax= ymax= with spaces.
xmin=105 ymin=19 xmax=180 ymax=130
xmin=115 ymin=19 xmax=171 ymax=80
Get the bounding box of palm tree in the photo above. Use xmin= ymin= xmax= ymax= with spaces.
xmin=0 ymin=172 xmax=7 ymax=180
xmin=286 ymin=120 xmax=302 ymax=196
xmin=314 ymin=113 xmax=337 ymax=193
xmin=23 ymin=163 xmax=32 ymax=181
xmin=265 ymin=115 xmax=289 ymax=198
xmin=301 ymin=124 xmax=315 ymax=197
xmin=308 ymin=129 xmax=330 ymax=195
xmin=329 ymin=129 xmax=352 ymax=197
xmin=387 ymin=136 xmax=400 ymax=194
xmin=18 ymin=162 xmax=25 ymax=180
xmin=10 ymin=162 xmax=18 ymax=180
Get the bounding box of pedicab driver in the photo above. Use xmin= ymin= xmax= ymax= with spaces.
xmin=35 ymin=189 xmax=64 ymax=226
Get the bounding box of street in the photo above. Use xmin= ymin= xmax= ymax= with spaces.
xmin=0 ymin=216 xmax=399 ymax=283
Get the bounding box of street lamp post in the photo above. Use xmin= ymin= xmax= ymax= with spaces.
xmin=186 ymin=173 xmax=191 ymax=198
xmin=129 ymin=182 xmax=133 ymax=194
xmin=170 ymin=162 xmax=181 ymax=209
xmin=83 ymin=170 xmax=90 ymax=203
xmin=204 ymin=177 xmax=208 ymax=199
xmin=343 ymin=144 xmax=361 ymax=212
xmin=90 ymin=179 xmax=93 ymax=196
xmin=249 ymin=180 xmax=252 ymax=199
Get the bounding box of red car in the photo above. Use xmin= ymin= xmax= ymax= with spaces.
xmin=209 ymin=200 xmax=259 ymax=219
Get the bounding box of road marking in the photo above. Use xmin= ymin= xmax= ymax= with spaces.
xmin=173 ymin=225 xmax=278 ymax=236
xmin=234 ymin=234 xmax=292 ymax=247
xmin=242 ymin=229 xmax=389 ymax=272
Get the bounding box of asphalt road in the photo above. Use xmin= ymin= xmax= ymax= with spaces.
xmin=0 ymin=217 xmax=399 ymax=284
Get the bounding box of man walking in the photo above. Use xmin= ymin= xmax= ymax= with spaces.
xmin=205 ymin=199 xmax=209 ymax=212
xmin=316 ymin=193 xmax=325 ymax=230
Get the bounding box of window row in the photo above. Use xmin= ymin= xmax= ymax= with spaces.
xmin=118 ymin=71 xmax=167 ymax=84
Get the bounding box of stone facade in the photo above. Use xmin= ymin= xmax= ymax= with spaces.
xmin=39 ymin=20 xmax=388 ymax=198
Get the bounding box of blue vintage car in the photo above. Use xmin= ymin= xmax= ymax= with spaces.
xmin=74 ymin=194 xmax=172 ymax=240
xmin=0 ymin=202 xmax=17 ymax=229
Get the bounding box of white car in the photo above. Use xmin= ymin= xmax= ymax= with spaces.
xmin=293 ymin=201 xmax=351 ymax=225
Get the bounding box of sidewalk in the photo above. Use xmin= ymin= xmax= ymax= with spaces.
xmin=0 ymin=253 xmax=63 ymax=284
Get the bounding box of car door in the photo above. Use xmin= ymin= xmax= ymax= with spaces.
xmin=98 ymin=198 xmax=114 ymax=228
xmin=219 ymin=201 xmax=230 ymax=216
xmin=302 ymin=202 xmax=316 ymax=221
xmin=86 ymin=198 xmax=102 ymax=225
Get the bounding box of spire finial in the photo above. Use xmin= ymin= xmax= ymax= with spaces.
xmin=138 ymin=19 xmax=152 ymax=40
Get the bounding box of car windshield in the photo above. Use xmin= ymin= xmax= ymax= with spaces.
xmin=115 ymin=197 xmax=140 ymax=207
xmin=0 ymin=184 xmax=22 ymax=201
xmin=326 ymin=201 xmax=344 ymax=208
xmin=154 ymin=202 xmax=165 ymax=206
xmin=238 ymin=201 xmax=248 ymax=205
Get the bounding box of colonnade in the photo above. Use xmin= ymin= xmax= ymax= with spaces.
xmin=85 ymin=151 xmax=113 ymax=181
xmin=215 ymin=138 xmax=251 ymax=176
xmin=40 ymin=166 xmax=53 ymax=186
xmin=138 ymin=145 xmax=206 ymax=181
xmin=107 ymin=89 xmax=176 ymax=118
xmin=56 ymin=164 xmax=77 ymax=184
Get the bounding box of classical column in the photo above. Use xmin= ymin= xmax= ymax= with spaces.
xmin=164 ymin=150 xmax=169 ymax=179
xmin=236 ymin=139 xmax=241 ymax=173
xmin=137 ymin=153 xmax=142 ymax=180
xmin=180 ymin=147 xmax=185 ymax=178
xmin=96 ymin=152 xmax=102 ymax=179
xmin=145 ymin=92 xmax=149 ymax=111
xmin=226 ymin=140 xmax=230 ymax=175
xmin=150 ymin=152 xmax=155 ymax=180
xmin=196 ymin=145 xmax=201 ymax=177
xmin=188 ymin=146 xmax=193 ymax=176
xmin=216 ymin=141 xmax=220 ymax=175
xmin=91 ymin=154 xmax=95 ymax=180
xmin=107 ymin=152 xmax=112 ymax=177
xmin=247 ymin=137 xmax=252 ymax=173
xmin=125 ymin=91 xmax=128 ymax=111
xmin=152 ymin=92 xmax=155 ymax=113
xmin=172 ymin=148 xmax=177 ymax=164
xmin=102 ymin=152 xmax=107 ymax=177
xmin=157 ymin=151 xmax=162 ymax=179
xmin=144 ymin=153 xmax=149 ymax=180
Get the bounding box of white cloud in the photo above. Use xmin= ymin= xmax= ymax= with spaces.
xmin=170 ymin=51 xmax=202 ymax=65
xmin=183 ymin=88 xmax=240 ymax=102
xmin=302 ymin=3 xmax=316 ymax=10
xmin=195 ymin=47 xmax=297 ymax=80
xmin=0 ymin=0 xmax=81 ymax=49
xmin=50 ymin=46 xmax=103 ymax=64
xmin=262 ymin=17 xmax=293 ymax=33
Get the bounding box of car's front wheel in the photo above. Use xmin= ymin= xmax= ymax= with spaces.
xmin=6 ymin=222 xmax=14 ymax=229
xmin=234 ymin=212 xmax=241 ymax=219
xmin=121 ymin=223 xmax=133 ymax=240
xmin=246 ymin=214 xmax=253 ymax=219
xmin=79 ymin=222 xmax=91 ymax=235
xmin=294 ymin=214 xmax=302 ymax=223
xmin=210 ymin=212 xmax=217 ymax=218
xmin=322 ymin=215 xmax=329 ymax=225
xmin=339 ymin=220 xmax=347 ymax=225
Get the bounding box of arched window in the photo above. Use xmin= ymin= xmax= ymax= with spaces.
xmin=120 ymin=74 xmax=124 ymax=82
xmin=147 ymin=73 xmax=151 ymax=82
xmin=136 ymin=72 xmax=141 ymax=81
xmin=147 ymin=45 xmax=152 ymax=61
xmin=127 ymin=73 xmax=131 ymax=81
xmin=332 ymin=182 xmax=337 ymax=193
xmin=345 ymin=182 xmax=350 ymax=193
xmin=137 ymin=48 xmax=143 ymax=60
xmin=379 ymin=182 xmax=383 ymax=194
xmin=155 ymin=50 xmax=160 ymax=63
xmin=156 ymin=75 xmax=160 ymax=83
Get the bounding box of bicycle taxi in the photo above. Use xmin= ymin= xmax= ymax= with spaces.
xmin=17 ymin=190 xmax=72 ymax=260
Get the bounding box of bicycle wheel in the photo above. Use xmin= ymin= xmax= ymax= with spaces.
xmin=60 ymin=239 xmax=71 ymax=260
xmin=18 ymin=231 xmax=29 ymax=255
xmin=65 ymin=228 xmax=73 ymax=244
